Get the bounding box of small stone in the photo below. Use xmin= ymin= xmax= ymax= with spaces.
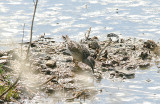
xmin=0 ymin=60 xmax=7 ymax=65
xmin=124 ymin=73 xmax=135 ymax=79
xmin=51 ymin=79 xmax=58 ymax=83
xmin=46 ymin=88 xmax=55 ymax=94
xmin=121 ymin=56 xmax=129 ymax=61
xmin=139 ymin=52 xmax=148 ymax=60
xmin=45 ymin=70 xmax=52 ymax=75
xmin=88 ymin=40 xmax=100 ymax=50
xmin=144 ymin=40 xmax=157 ymax=50
xmin=41 ymin=64 xmax=47 ymax=69
xmin=131 ymin=45 xmax=136 ymax=50
xmin=111 ymin=60 xmax=119 ymax=66
xmin=101 ymin=63 xmax=113 ymax=67
xmin=63 ymin=50 xmax=71 ymax=56
xmin=38 ymin=60 xmax=43 ymax=65
xmin=0 ymin=52 xmax=4 ymax=57
xmin=66 ymin=58 xmax=72 ymax=62
xmin=101 ymin=68 xmax=108 ymax=72
xmin=126 ymin=65 xmax=136 ymax=70
xmin=33 ymin=60 xmax=43 ymax=66
xmin=45 ymin=48 xmax=55 ymax=54
xmin=107 ymin=33 xmax=119 ymax=38
xmin=44 ymin=56 xmax=51 ymax=60
xmin=45 ymin=37 xmax=53 ymax=40
xmin=32 ymin=49 xmax=41 ymax=52
xmin=68 ymin=80 xmax=74 ymax=84
xmin=120 ymin=38 xmax=125 ymax=43
xmin=146 ymin=79 xmax=151 ymax=82
xmin=46 ymin=60 xmax=56 ymax=68
xmin=110 ymin=72 xmax=115 ymax=78
xmin=31 ymin=43 xmax=37 ymax=47
xmin=50 ymin=40 xmax=55 ymax=43
xmin=0 ymin=56 xmax=9 ymax=60
xmin=139 ymin=63 xmax=150 ymax=68
xmin=41 ymin=69 xmax=52 ymax=75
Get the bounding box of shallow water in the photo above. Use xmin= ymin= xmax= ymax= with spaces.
xmin=1 ymin=0 xmax=160 ymax=104
xmin=25 ymin=65 xmax=160 ymax=104
xmin=94 ymin=68 xmax=160 ymax=104
xmin=0 ymin=0 xmax=160 ymax=43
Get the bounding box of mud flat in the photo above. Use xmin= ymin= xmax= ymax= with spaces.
xmin=0 ymin=33 xmax=160 ymax=103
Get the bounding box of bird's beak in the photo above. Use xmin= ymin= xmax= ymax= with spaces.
xmin=92 ymin=68 xmax=94 ymax=73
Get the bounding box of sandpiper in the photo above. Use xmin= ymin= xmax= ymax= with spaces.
xmin=62 ymin=35 xmax=95 ymax=73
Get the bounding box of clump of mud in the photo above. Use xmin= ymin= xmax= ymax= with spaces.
xmin=0 ymin=33 xmax=160 ymax=103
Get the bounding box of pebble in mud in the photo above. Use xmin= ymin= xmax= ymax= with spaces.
xmin=62 ymin=50 xmax=71 ymax=56
xmin=42 ymin=69 xmax=52 ymax=75
xmin=66 ymin=57 xmax=72 ymax=62
xmin=107 ymin=33 xmax=119 ymax=38
xmin=0 ymin=52 xmax=4 ymax=57
xmin=139 ymin=52 xmax=149 ymax=60
xmin=41 ymin=64 xmax=47 ymax=69
xmin=101 ymin=62 xmax=113 ymax=67
xmin=0 ymin=59 xmax=7 ymax=65
xmin=143 ymin=40 xmax=157 ymax=50
xmin=46 ymin=88 xmax=55 ymax=94
xmin=44 ymin=55 xmax=51 ymax=60
xmin=88 ymin=40 xmax=100 ymax=50
xmin=139 ymin=63 xmax=150 ymax=68
xmin=121 ymin=56 xmax=129 ymax=61
xmin=46 ymin=60 xmax=56 ymax=68
xmin=126 ymin=65 xmax=137 ymax=71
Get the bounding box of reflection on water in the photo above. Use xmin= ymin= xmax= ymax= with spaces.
xmin=94 ymin=68 xmax=160 ymax=104
xmin=0 ymin=0 xmax=160 ymax=44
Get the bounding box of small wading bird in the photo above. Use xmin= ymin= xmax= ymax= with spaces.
xmin=62 ymin=35 xmax=95 ymax=73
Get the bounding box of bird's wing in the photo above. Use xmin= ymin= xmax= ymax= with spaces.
xmin=80 ymin=44 xmax=90 ymax=59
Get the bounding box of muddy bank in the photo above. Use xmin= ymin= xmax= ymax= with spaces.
xmin=0 ymin=33 xmax=160 ymax=103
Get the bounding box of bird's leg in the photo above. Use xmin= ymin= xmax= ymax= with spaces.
xmin=73 ymin=59 xmax=79 ymax=67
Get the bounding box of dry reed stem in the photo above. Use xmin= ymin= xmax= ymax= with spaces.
xmin=26 ymin=0 xmax=38 ymax=59
xmin=85 ymin=27 xmax=91 ymax=40
xmin=96 ymin=40 xmax=111 ymax=60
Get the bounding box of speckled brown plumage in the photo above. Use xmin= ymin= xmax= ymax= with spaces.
xmin=62 ymin=35 xmax=95 ymax=73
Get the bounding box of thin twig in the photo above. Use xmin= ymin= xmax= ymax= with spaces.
xmin=85 ymin=27 xmax=91 ymax=40
xmin=39 ymin=76 xmax=57 ymax=87
xmin=26 ymin=0 xmax=38 ymax=60
xmin=0 ymin=73 xmax=21 ymax=98
xmin=96 ymin=40 xmax=111 ymax=60
xmin=21 ymin=23 xmax=25 ymax=56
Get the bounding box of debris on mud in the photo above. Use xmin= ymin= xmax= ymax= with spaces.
xmin=0 ymin=33 xmax=160 ymax=103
